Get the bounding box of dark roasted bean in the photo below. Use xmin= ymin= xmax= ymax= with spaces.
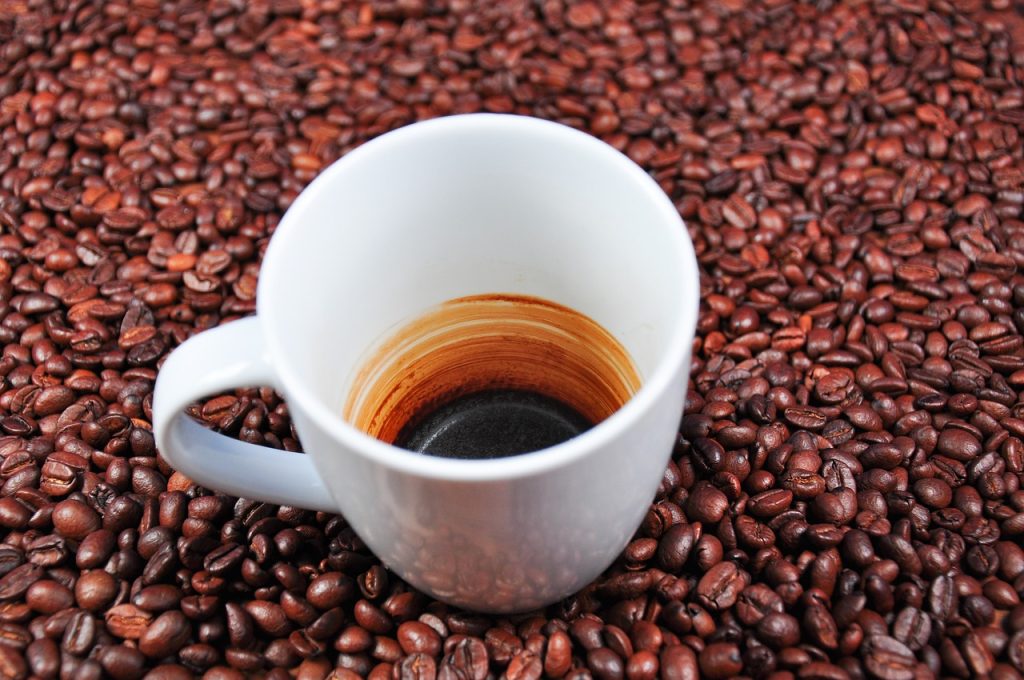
xmin=0 ymin=644 xmax=27 ymax=680
xmin=660 ymin=644 xmax=698 ymax=680
xmin=545 ymin=630 xmax=572 ymax=678
xmin=51 ymin=499 xmax=100 ymax=540
xmin=587 ymin=648 xmax=624 ymax=680
xmin=862 ymin=635 xmax=916 ymax=680
xmin=62 ymin=610 xmax=96 ymax=655
xmin=698 ymin=642 xmax=742 ymax=680
xmin=440 ymin=637 xmax=488 ymax=680
xmin=397 ymin=653 xmax=438 ymax=680
xmin=243 ymin=600 xmax=291 ymax=637
xmin=139 ymin=610 xmax=191 ymax=658
xmin=25 ymin=579 xmax=73 ymax=614
xmin=98 ymin=644 xmax=147 ymax=680
xmin=26 ymin=638 xmax=59 ymax=678
xmin=695 ymin=561 xmax=748 ymax=611
xmin=105 ymin=604 xmax=153 ymax=640
xmin=397 ymin=620 xmax=442 ymax=657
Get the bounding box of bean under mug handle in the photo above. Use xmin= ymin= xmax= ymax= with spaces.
xmin=152 ymin=317 xmax=336 ymax=512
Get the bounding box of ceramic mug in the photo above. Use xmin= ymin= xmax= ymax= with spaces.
xmin=152 ymin=114 xmax=699 ymax=613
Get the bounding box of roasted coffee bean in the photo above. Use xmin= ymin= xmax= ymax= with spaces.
xmin=545 ymin=630 xmax=573 ymax=678
xmin=803 ymin=605 xmax=839 ymax=651
xmin=243 ymin=600 xmax=291 ymax=637
xmin=938 ymin=428 xmax=983 ymax=462
xmin=696 ymin=562 xmax=748 ymax=611
xmin=736 ymin=584 xmax=784 ymax=626
xmin=25 ymin=579 xmax=73 ymax=614
xmin=144 ymin=664 xmax=192 ymax=680
xmin=893 ymin=607 xmax=931 ymax=652
xmin=624 ymin=650 xmax=658 ymax=680
xmin=105 ymin=604 xmax=153 ymax=640
xmin=397 ymin=653 xmax=438 ymax=680
xmin=76 ymin=530 xmax=116 ymax=569
xmin=0 ymin=644 xmax=27 ymax=680
xmin=133 ymin=584 xmax=182 ymax=613
xmin=62 ymin=610 xmax=97 ymax=655
xmin=748 ymin=489 xmax=793 ymax=518
xmin=863 ymin=635 xmax=917 ymax=680
xmin=698 ymin=642 xmax=742 ymax=679
xmin=307 ymin=572 xmax=355 ymax=610
xmin=657 ymin=523 xmax=696 ymax=572
xmin=397 ymin=621 xmax=442 ymax=656
xmin=687 ymin=484 xmax=729 ymax=524
xmin=587 ymin=648 xmax=624 ymax=680
xmin=1008 ymin=631 xmax=1024 ymax=672
xmin=0 ymin=563 xmax=42 ymax=600
xmin=51 ymin=499 xmax=101 ymax=540
xmin=440 ymin=637 xmax=488 ymax=680
xmin=756 ymin=612 xmax=800 ymax=649
xmin=660 ymin=644 xmax=698 ymax=680
xmin=0 ymin=546 xmax=24 ymax=578
xmin=139 ymin=611 xmax=191 ymax=658
xmin=98 ymin=644 xmax=147 ymax=680
xmin=25 ymin=535 xmax=66 ymax=568
xmin=26 ymin=638 xmax=59 ymax=678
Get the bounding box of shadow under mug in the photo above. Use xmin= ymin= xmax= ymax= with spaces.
xmin=152 ymin=113 xmax=699 ymax=613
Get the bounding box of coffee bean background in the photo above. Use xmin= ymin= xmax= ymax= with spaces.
xmin=1 ymin=0 xmax=1024 ymax=678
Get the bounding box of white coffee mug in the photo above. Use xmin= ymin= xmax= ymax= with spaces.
xmin=153 ymin=114 xmax=699 ymax=613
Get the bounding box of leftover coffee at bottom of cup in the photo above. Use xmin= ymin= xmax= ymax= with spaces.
xmin=343 ymin=293 xmax=641 ymax=459
xmin=395 ymin=388 xmax=593 ymax=459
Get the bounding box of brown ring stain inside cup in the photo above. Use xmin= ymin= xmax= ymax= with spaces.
xmin=343 ymin=294 xmax=641 ymax=454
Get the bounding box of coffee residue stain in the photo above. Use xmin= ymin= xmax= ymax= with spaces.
xmin=344 ymin=294 xmax=641 ymax=447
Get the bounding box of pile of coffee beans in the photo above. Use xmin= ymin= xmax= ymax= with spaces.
xmin=1 ymin=0 xmax=1023 ymax=678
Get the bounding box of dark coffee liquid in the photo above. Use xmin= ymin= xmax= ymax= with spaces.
xmin=395 ymin=389 xmax=593 ymax=459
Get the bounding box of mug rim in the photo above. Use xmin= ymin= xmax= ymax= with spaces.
xmin=258 ymin=113 xmax=700 ymax=482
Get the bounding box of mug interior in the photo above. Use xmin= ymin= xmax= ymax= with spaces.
xmin=258 ymin=114 xmax=695 ymax=460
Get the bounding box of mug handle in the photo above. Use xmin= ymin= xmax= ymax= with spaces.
xmin=152 ymin=317 xmax=336 ymax=512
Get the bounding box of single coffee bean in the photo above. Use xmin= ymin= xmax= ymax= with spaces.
xmin=696 ymin=561 xmax=749 ymax=612
xmin=25 ymin=536 xmax=67 ymax=568
xmin=133 ymin=584 xmax=183 ymax=612
xmin=440 ymin=637 xmax=489 ymax=680
xmin=397 ymin=653 xmax=438 ymax=680
xmin=144 ymin=664 xmax=193 ymax=680
xmin=51 ymin=499 xmax=101 ymax=540
xmin=0 ymin=644 xmax=27 ymax=680
xmin=545 ymin=630 xmax=573 ymax=678
xmin=62 ymin=610 xmax=97 ymax=656
xmin=803 ymin=605 xmax=839 ymax=651
xmin=660 ymin=644 xmax=698 ymax=680
xmin=105 ymin=604 xmax=153 ymax=640
xmin=698 ymin=642 xmax=742 ymax=679
xmin=98 ymin=644 xmax=147 ymax=680
xmin=307 ymin=573 xmax=355 ymax=610
xmin=1007 ymin=630 xmax=1024 ymax=672
xmin=587 ymin=648 xmax=625 ymax=680
xmin=76 ymin=530 xmax=116 ymax=569
xmin=0 ymin=563 xmax=42 ymax=601
xmin=139 ymin=610 xmax=191 ymax=658
xmin=25 ymin=579 xmax=73 ymax=614
xmin=756 ymin=612 xmax=800 ymax=649
xmin=657 ymin=523 xmax=696 ymax=572
xmin=862 ymin=635 xmax=916 ymax=680
xmin=26 ymin=638 xmax=59 ymax=678
xmin=397 ymin=620 xmax=442 ymax=656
